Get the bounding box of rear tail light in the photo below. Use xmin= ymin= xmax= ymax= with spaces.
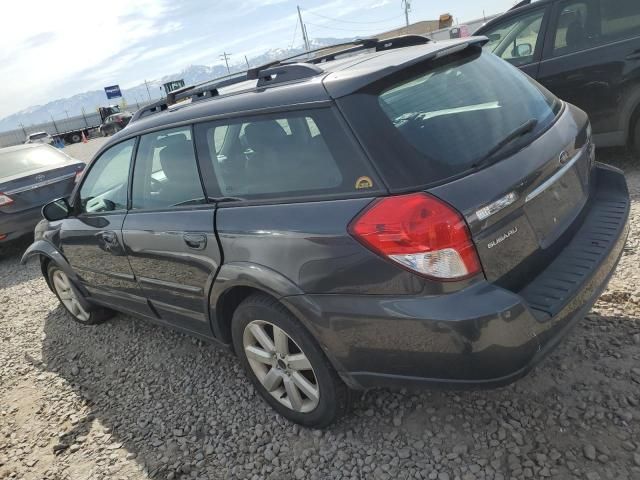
xmin=0 ymin=193 xmax=14 ymax=207
xmin=74 ymin=170 xmax=84 ymax=183
xmin=348 ymin=193 xmax=482 ymax=281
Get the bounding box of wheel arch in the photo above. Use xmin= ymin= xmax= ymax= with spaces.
xmin=209 ymin=262 xmax=304 ymax=347
xmin=22 ymin=240 xmax=80 ymax=290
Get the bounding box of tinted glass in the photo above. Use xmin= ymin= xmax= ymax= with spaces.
xmin=80 ymin=139 xmax=134 ymax=213
xmin=131 ymin=127 xmax=205 ymax=209
xmin=599 ymin=0 xmax=640 ymax=43
xmin=195 ymin=109 xmax=382 ymax=200
xmin=484 ymin=9 xmax=546 ymax=66
xmin=373 ymin=50 xmax=560 ymax=186
xmin=0 ymin=145 xmax=70 ymax=178
xmin=553 ymin=1 xmax=592 ymax=55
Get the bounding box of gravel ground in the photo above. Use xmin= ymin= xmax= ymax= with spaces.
xmin=63 ymin=137 xmax=109 ymax=163
xmin=0 ymin=148 xmax=639 ymax=480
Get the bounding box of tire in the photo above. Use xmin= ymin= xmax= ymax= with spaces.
xmin=231 ymin=293 xmax=350 ymax=428
xmin=47 ymin=263 xmax=113 ymax=325
xmin=633 ymin=119 xmax=640 ymax=158
xmin=70 ymin=133 xmax=81 ymax=144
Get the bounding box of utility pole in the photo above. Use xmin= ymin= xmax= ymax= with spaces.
xmin=297 ymin=5 xmax=310 ymax=52
xmin=244 ymin=55 xmax=251 ymax=69
xmin=144 ymin=80 xmax=152 ymax=101
xmin=18 ymin=122 xmax=26 ymax=137
xmin=401 ymin=0 xmax=411 ymax=27
xmin=220 ymin=52 xmax=232 ymax=74
xmin=49 ymin=113 xmax=59 ymax=134
xmin=81 ymin=107 xmax=89 ymax=127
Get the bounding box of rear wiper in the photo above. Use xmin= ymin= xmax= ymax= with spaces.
xmin=472 ymin=119 xmax=538 ymax=170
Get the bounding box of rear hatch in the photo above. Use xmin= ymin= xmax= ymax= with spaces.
xmin=0 ymin=145 xmax=84 ymax=214
xmin=337 ymin=44 xmax=593 ymax=291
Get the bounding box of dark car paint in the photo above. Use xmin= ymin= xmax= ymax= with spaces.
xmin=282 ymin=164 xmax=629 ymax=388
xmin=22 ymin=37 xmax=630 ymax=389
xmin=0 ymin=157 xmax=84 ymax=242
xmin=475 ymin=0 xmax=640 ymax=147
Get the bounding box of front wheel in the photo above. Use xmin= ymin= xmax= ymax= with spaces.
xmin=231 ymin=293 xmax=350 ymax=428
xmin=47 ymin=263 xmax=112 ymax=325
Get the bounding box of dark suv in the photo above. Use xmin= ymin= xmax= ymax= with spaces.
xmin=23 ymin=35 xmax=630 ymax=427
xmin=476 ymin=0 xmax=640 ymax=154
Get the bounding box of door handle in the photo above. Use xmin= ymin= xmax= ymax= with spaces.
xmin=183 ymin=233 xmax=207 ymax=250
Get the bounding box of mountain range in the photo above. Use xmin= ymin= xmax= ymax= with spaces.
xmin=0 ymin=37 xmax=350 ymax=132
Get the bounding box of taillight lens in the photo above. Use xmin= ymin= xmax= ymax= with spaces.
xmin=349 ymin=193 xmax=482 ymax=280
xmin=75 ymin=170 xmax=84 ymax=183
xmin=0 ymin=193 xmax=14 ymax=207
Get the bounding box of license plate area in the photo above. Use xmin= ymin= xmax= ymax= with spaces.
xmin=525 ymin=165 xmax=587 ymax=249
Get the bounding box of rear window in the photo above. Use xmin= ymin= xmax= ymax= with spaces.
xmin=0 ymin=146 xmax=70 ymax=178
xmin=341 ymin=49 xmax=561 ymax=190
xmin=194 ymin=108 xmax=383 ymax=201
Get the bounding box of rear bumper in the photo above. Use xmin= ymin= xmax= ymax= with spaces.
xmin=0 ymin=207 xmax=42 ymax=242
xmin=282 ymin=165 xmax=630 ymax=390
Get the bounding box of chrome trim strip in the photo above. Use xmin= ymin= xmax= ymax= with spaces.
xmin=525 ymin=147 xmax=584 ymax=203
xmin=4 ymin=172 xmax=76 ymax=195
xmin=138 ymin=276 xmax=203 ymax=295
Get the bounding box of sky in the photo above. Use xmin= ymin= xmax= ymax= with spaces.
xmin=0 ymin=0 xmax=519 ymax=119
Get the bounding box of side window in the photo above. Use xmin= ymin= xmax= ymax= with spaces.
xmin=79 ymin=139 xmax=134 ymax=214
xmin=131 ymin=127 xmax=205 ymax=209
xmin=194 ymin=109 xmax=382 ymax=201
xmin=553 ymin=1 xmax=593 ymax=55
xmin=483 ymin=9 xmax=546 ymax=66
xmin=598 ymin=0 xmax=640 ymax=45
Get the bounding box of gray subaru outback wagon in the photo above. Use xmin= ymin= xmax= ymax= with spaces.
xmin=24 ymin=35 xmax=630 ymax=427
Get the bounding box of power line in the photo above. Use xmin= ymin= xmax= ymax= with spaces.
xmin=305 ymin=10 xmax=404 ymax=24
xmin=289 ymin=17 xmax=299 ymax=49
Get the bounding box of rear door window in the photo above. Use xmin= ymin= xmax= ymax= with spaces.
xmin=552 ymin=0 xmax=595 ymax=55
xmin=598 ymin=0 xmax=640 ymax=44
xmin=131 ymin=127 xmax=205 ymax=209
xmin=194 ymin=109 xmax=382 ymax=201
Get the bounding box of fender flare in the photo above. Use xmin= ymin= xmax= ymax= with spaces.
xmin=208 ymin=262 xmax=304 ymax=340
xmin=21 ymin=240 xmax=91 ymax=308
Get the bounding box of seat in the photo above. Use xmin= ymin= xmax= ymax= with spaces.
xmin=566 ymin=17 xmax=587 ymax=51
xmin=158 ymin=140 xmax=204 ymax=206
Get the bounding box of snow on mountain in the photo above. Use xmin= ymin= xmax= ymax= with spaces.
xmin=0 ymin=37 xmax=351 ymax=132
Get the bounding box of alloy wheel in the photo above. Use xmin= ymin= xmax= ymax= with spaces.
xmin=242 ymin=320 xmax=320 ymax=413
xmin=52 ymin=270 xmax=90 ymax=322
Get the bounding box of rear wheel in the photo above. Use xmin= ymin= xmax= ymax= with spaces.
xmin=47 ymin=263 xmax=112 ymax=325
xmin=633 ymin=118 xmax=640 ymax=158
xmin=231 ymin=293 xmax=350 ymax=428
xmin=70 ymin=133 xmax=82 ymax=143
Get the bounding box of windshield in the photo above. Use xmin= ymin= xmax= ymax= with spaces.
xmin=369 ymin=49 xmax=560 ymax=188
xmin=0 ymin=146 xmax=70 ymax=178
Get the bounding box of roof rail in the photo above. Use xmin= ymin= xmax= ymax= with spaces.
xmin=130 ymin=34 xmax=431 ymax=123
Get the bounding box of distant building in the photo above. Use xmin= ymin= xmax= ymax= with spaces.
xmin=376 ymin=14 xmax=454 ymax=39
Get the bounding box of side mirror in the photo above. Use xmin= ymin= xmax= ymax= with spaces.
xmin=488 ymin=33 xmax=502 ymax=42
xmin=42 ymin=198 xmax=71 ymax=221
xmin=514 ymin=43 xmax=533 ymax=57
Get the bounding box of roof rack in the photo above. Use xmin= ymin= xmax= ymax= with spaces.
xmin=130 ymin=34 xmax=431 ymax=123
